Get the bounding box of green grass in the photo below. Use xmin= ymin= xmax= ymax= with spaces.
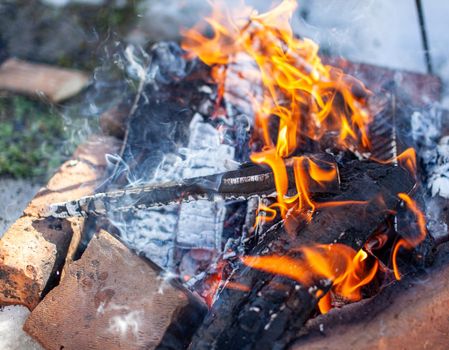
xmin=0 ymin=96 xmax=68 ymax=179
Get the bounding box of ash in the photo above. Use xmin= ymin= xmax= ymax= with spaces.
xmin=411 ymin=108 xmax=449 ymax=240
xmin=427 ymin=136 xmax=449 ymax=198
xmin=116 ymin=112 xmax=236 ymax=269
xmin=411 ymin=109 xmax=449 ymax=199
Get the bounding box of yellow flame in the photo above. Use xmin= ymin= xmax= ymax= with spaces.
xmin=182 ymin=0 xmax=373 ymax=224
xmin=242 ymin=244 xmax=378 ymax=313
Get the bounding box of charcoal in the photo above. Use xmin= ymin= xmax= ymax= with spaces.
xmin=189 ymin=160 xmax=416 ymax=350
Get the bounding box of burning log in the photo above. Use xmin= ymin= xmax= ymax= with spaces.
xmin=0 ymin=136 xmax=120 ymax=310
xmin=189 ymin=160 xmax=416 ymax=350
xmin=24 ymin=230 xmax=207 ymax=350
xmin=292 ymin=242 xmax=449 ymax=350
xmin=45 ymin=155 xmax=339 ymax=218
xmin=0 ymin=58 xmax=89 ymax=103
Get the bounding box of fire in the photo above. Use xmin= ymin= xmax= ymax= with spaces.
xmin=392 ymin=193 xmax=427 ymax=280
xmin=182 ymin=0 xmax=427 ymax=312
xmin=374 ymin=147 xmax=418 ymax=177
xmin=183 ymin=0 xmax=372 ymax=223
xmin=397 ymin=148 xmax=417 ymax=175
xmin=242 ymin=244 xmax=378 ymax=314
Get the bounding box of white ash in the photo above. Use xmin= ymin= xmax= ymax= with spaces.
xmin=319 ymin=323 xmax=325 ymax=333
xmin=249 ymin=306 xmax=261 ymax=313
xmin=177 ymin=200 xmax=225 ymax=250
xmin=177 ymin=113 xmax=236 ymax=251
xmin=411 ymin=109 xmax=441 ymax=149
xmin=428 ymin=136 xmax=449 ymax=198
xmin=223 ymin=52 xmax=263 ymax=118
xmin=115 ymin=113 xmax=237 ymax=269
xmin=425 ymin=197 xmax=448 ymax=241
xmin=180 ymin=114 xmax=237 ymax=178
xmin=116 ymin=209 xmax=177 ymax=268
xmin=411 ymin=109 xmax=449 ymax=199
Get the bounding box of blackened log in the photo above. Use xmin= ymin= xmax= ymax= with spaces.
xmin=291 ymin=242 xmax=449 ymax=350
xmin=46 ymin=154 xmax=339 ymax=218
xmin=189 ymin=160 xmax=416 ymax=350
xmin=290 ymin=160 xmax=415 ymax=248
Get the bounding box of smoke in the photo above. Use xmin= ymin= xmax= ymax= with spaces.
xmin=107 ymin=307 xmax=144 ymax=339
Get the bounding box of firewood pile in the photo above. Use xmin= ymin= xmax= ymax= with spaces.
xmin=1 ymin=1 xmax=449 ymax=349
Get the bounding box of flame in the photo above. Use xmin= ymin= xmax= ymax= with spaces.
xmin=183 ymin=0 xmax=372 ymax=152
xmin=373 ymin=147 xmax=418 ymax=177
xmin=250 ymin=148 xmax=289 ymax=216
xmin=242 ymin=244 xmax=378 ymax=313
xmin=392 ymin=193 xmax=427 ymax=280
xmin=183 ymin=0 xmax=373 ymax=223
xmin=397 ymin=148 xmax=417 ymax=175
xmin=255 ymin=204 xmax=278 ymax=226
xmin=224 ymin=281 xmax=251 ymax=292
xmin=182 ymin=0 xmax=426 ymax=311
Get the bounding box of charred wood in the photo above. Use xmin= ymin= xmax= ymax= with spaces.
xmin=46 ymin=154 xmax=339 ymax=218
xmin=189 ymin=160 xmax=416 ymax=350
xmin=292 ymin=242 xmax=449 ymax=350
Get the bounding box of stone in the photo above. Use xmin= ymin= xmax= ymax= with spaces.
xmin=24 ymin=230 xmax=207 ymax=350
xmin=0 ymin=135 xmax=120 ymax=310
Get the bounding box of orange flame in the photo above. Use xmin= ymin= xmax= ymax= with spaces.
xmin=182 ymin=0 xmax=371 ymax=224
xmin=392 ymin=193 xmax=427 ymax=280
xmin=182 ymin=0 xmax=426 ymax=311
xmin=182 ymin=0 xmax=373 ymax=224
xmin=242 ymin=244 xmax=378 ymax=313
xmin=183 ymin=0 xmax=372 ymax=153
xmin=373 ymin=147 xmax=418 ymax=177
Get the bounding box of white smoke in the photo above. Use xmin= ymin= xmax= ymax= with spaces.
xmin=108 ymin=308 xmax=144 ymax=339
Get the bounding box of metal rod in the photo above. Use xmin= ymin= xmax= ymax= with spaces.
xmin=415 ymin=0 xmax=433 ymax=74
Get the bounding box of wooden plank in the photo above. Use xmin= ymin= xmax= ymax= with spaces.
xmin=0 ymin=58 xmax=89 ymax=103
xmin=24 ymin=229 xmax=207 ymax=350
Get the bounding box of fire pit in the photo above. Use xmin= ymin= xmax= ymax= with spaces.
xmin=1 ymin=1 xmax=448 ymax=349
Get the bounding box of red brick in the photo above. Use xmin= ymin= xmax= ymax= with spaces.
xmin=24 ymin=230 xmax=206 ymax=350
xmin=0 ymin=136 xmax=120 ymax=310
